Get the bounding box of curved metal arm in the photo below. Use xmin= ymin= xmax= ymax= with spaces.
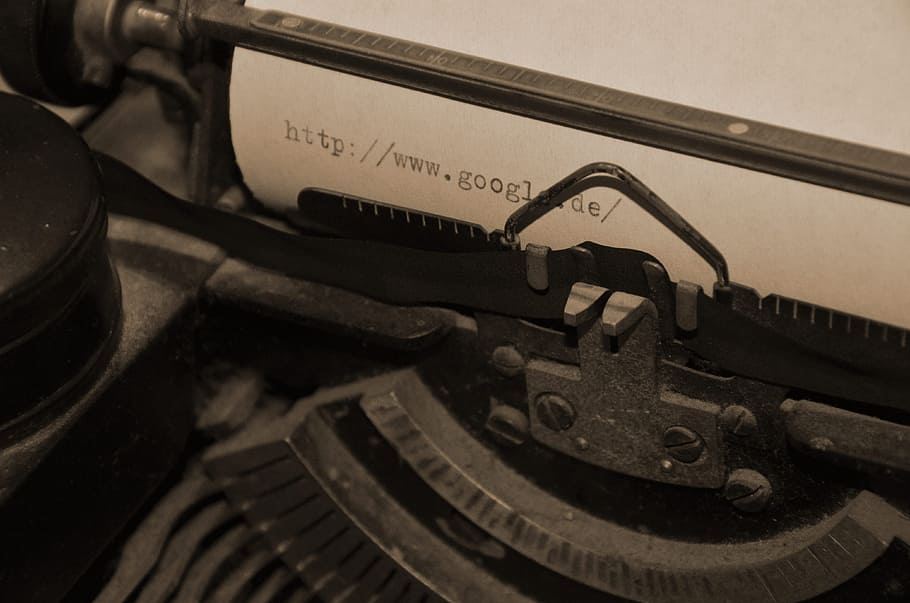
xmin=503 ymin=163 xmax=730 ymax=287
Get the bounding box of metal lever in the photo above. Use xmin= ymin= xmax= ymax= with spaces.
xmin=504 ymin=163 xmax=730 ymax=287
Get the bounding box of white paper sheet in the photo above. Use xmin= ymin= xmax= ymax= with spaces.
xmin=230 ymin=0 xmax=910 ymax=329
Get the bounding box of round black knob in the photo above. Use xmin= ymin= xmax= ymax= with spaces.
xmin=0 ymin=92 xmax=121 ymax=423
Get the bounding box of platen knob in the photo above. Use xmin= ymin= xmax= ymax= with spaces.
xmin=0 ymin=92 xmax=120 ymax=422
xmin=0 ymin=0 xmax=113 ymax=104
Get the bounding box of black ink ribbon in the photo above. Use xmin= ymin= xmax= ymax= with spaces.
xmin=95 ymin=153 xmax=910 ymax=413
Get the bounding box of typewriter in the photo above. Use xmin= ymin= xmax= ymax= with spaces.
xmin=0 ymin=1 xmax=908 ymax=602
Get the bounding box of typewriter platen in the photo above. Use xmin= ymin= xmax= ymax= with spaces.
xmin=0 ymin=1 xmax=908 ymax=602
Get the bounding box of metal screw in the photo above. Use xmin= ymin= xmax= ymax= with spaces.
xmin=723 ymin=469 xmax=772 ymax=512
xmin=662 ymin=426 xmax=705 ymax=463
xmin=720 ymin=405 xmax=757 ymax=437
xmin=491 ymin=345 xmax=525 ymax=377
xmin=535 ymin=393 xmax=577 ymax=431
xmin=485 ymin=404 xmax=529 ymax=446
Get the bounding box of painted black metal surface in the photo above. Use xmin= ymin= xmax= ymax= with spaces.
xmin=361 ymin=373 xmax=906 ymax=603
xmin=189 ymin=362 xmax=910 ymax=603
xmin=205 ymin=258 xmax=452 ymax=352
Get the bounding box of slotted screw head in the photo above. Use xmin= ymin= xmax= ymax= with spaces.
xmin=724 ymin=469 xmax=772 ymax=513
xmin=720 ymin=405 xmax=757 ymax=437
xmin=662 ymin=426 xmax=705 ymax=463
xmin=535 ymin=393 xmax=577 ymax=431
xmin=485 ymin=404 xmax=529 ymax=446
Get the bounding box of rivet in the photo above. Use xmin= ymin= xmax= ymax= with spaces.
xmin=491 ymin=345 xmax=525 ymax=377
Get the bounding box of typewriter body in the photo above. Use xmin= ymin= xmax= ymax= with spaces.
xmin=0 ymin=1 xmax=908 ymax=601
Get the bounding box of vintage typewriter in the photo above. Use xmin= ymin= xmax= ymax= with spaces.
xmin=0 ymin=1 xmax=908 ymax=601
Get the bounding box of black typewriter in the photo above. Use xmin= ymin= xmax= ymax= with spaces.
xmin=0 ymin=1 xmax=908 ymax=602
